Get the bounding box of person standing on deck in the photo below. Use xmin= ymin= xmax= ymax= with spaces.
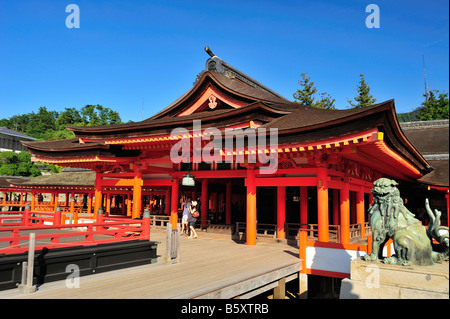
xmin=181 ymin=197 xmax=191 ymax=235
xmin=188 ymin=201 xmax=199 ymax=239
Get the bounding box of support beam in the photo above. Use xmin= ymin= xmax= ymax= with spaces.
xmin=340 ymin=182 xmax=350 ymax=244
xmin=332 ymin=189 xmax=339 ymax=226
xmin=316 ymin=167 xmax=329 ymax=242
xmin=94 ymin=174 xmax=102 ymax=219
xmin=165 ymin=189 xmax=171 ymax=215
xmin=31 ymin=191 xmax=35 ymax=211
xmin=356 ymin=188 xmax=365 ymax=238
xmin=226 ymin=181 xmax=232 ymax=225
xmin=273 ymin=278 xmax=286 ymax=299
xmin=132 ymin=174 xmax=143 ymax=219
xmin=246 ymin=169 xmax=257 ymax=245
xmin=170 ymin=179 xmax=179 ymax=229
xmin=300 ymin=186 xmax=308 ymax=229
xmin=201 ymin=179 xmax=208 ymax=228
xmin=277 ymin=186 xmax=286 ymax=239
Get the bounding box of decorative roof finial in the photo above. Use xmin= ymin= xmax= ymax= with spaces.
xmin=205 ymin=46 xmax=215 ymax=58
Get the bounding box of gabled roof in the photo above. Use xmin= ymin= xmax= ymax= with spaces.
xmin=63 ymin=70 xmax=293 ymax=138
xmin=0 ymin=127 xmax=36 ymax=140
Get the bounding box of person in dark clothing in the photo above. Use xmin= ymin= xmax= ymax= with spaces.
xmin=188 ymin=200 xmax=199 ymax=239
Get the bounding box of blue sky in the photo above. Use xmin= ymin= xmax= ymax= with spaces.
xmin=0 ymin=0 xmax=448 ymax=123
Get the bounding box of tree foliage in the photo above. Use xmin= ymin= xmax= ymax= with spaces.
xmin=397 ymin=107 xmax=421 ymax=122
xmin=417 ymin=90 xmax=449 ymax=121
xmin=347 ymin=74 xmax=376 ymax=108
xmin=0 ymin=151 xmax=42 ymax=177
xmin=293 ymin=73 xmax=336 ymax=110
xmin=0 ymin=104 xmax=123 ymax=140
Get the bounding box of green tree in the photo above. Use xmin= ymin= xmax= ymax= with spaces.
xmin=347 ymin=74 xmax=376 ymax=108
xmin=26 ymin=107 xmax=59 ymax=138
xmin=0 ymin=151 xmax=41 ymax=177
xmin=56 ymin=107 xmax=82 ymax=128
xmin=315 ymin=93 xmax=336 ymax=110
xmin=417 ymin=90 xmax=449 ymax=121
xmin=293 ymin=73 xmax=336 ymax=109
xmin=397 ymin=107 xmax=421 ymax=122
xmin=0 ymin=105 xmax=123 ymax=141
xmin=293 ymin=73 xmax=317 ymax=107
xmin=80 ymin=104 xmax=122 ymax=126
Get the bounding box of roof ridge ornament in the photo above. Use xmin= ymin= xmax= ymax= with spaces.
xmin=203 ymin=47 xmax=286 ymax=99
xmin=205 ymin=46 xmax=215 ymax=58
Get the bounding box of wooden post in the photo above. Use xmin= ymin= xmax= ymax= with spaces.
xmin=277 ymin=186 xmax=286 ymax=239
xmin=332 ymin=189 xmax=339 ymax=226
xmin=141 ymin=208 xmax=151 ymax=240
xmin=106 ymin=193 xmax=111 ymax=216
xmin=126 ymin=196 xmax=132 ymax=217
xmin=132 ymin=174 xmax=143 ymax=219
xmin=53 ymin=205 xmax=61 ymax=226
xmin=31 ymin=191 xmax=35 ymax=211
xmin=340 ymin=182 xmax=350 ymax=244
xmin=96 ymin=207 xmax=104 ymax=231
xmin=300 ymin=186 xmax=308 ymax=229
xmin=94 ymin=174 xmax=102 ymax=220
xmin=19 ymin=233 xmax=36 ymax=293
xmin=22 ymin=203 xmax=31 ymax=226
xmin=201 ymin=179 xmax=208 ymax=228
xmin=165 ymin=189 xmax=171 ymax=215
xmin=53 ymin=192 xmax=59 ymax=212
xmin=246 ymin=169 xmax=257 ymax=245
xmin=316 ymin=167 xmax=329 ymax=242
xmin=87 ymin=193 xmax=92 ymax=214
xmin=225 ymin=181 xmax=232 ymax=225
xmin=356 ymin=188 xmax=365 ymax=238
xmin=298 ymin=230 xmax=307 ymax=299
xmin=170 ymin=179 xmax=179 ymax=229
xmin=299 ymin=230 xmax=307 ymax=277
xmin=273 ymin=277 xmax=286 ymax=299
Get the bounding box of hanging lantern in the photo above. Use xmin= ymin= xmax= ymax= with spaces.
xmin=182 ymin=171 xmax=195 ymax=186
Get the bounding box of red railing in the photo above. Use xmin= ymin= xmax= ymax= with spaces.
xmin=0 ymin=207 xmax=151 ymax=255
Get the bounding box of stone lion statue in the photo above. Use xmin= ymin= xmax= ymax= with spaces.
xmin=364 ymin=178 xmax=449 ymax=266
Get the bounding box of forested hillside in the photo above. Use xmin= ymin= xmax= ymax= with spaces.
xmin=0 ymin=104 xmax=124 ymax=141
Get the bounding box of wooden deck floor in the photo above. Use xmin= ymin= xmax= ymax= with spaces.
xmin=0 ymin=228 xmax=301 ymax=299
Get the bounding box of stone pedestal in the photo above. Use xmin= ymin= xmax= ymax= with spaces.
xmin=340 ymin=258 xmax=449 ymax=299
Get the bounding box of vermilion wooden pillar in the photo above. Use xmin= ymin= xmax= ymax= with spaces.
xmin=165 ymin=188 xmax=171 ymax=215
xmin=88 ymin=192 xmax=93 ymax=214
xmin=226 ymin=181 xmax=232 ymax=225
xmin=340 ymin=182 xmax=350 ymax=244
xmin=106 ymin=193 xmax=111 ymax=216
xmin=332 ymin=189 xmax=339 ymax=226
xmin=300 ymin=186 xmax=308 ymax=229
xmin=356 ymin=188 xmax=365 ymax=238
xmin=170 ymin=179 xmax=179 ymax=229
xmin=201 ymin=179 xmax=208 ymax=227
xmin=316 ymin=167 xmax=329 ymax=242
xmin=277 ymin=186 xmax=286 ymax=239
xmin=246 ymin=169 xmax=257 ymax=245
xmin=132 ymin=174 xmax=142 ymax=219
xmin=94 ymin=174 xmax=102 ymax=219
xmin=31 ymin=191 xmax=36 ymax=211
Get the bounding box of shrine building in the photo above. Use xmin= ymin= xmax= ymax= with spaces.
xmin=20 ymin=49 xmax=438 ymax=249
